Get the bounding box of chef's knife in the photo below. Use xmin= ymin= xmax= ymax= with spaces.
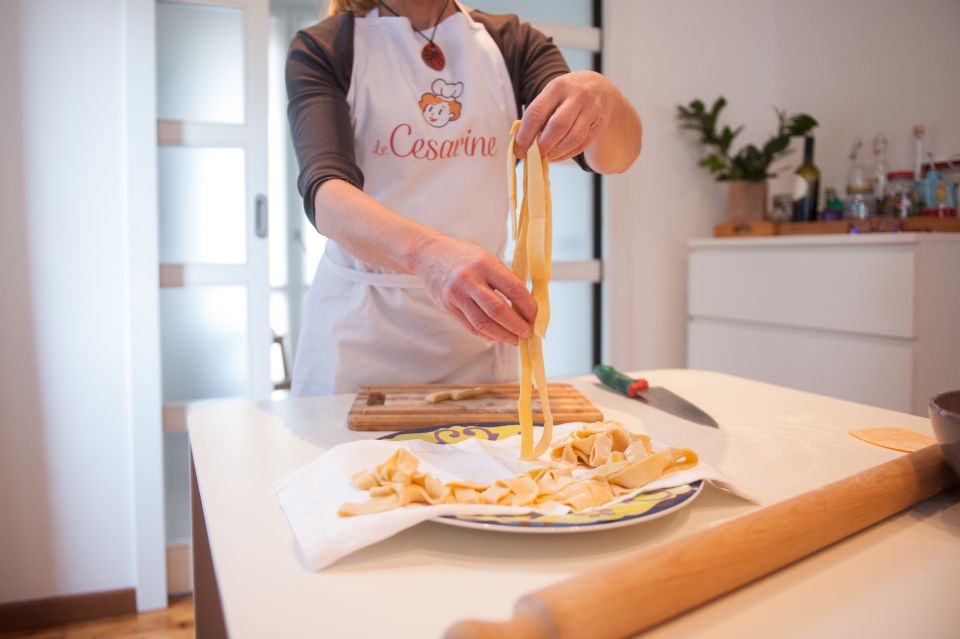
xmin=593 ymin=364 xmax=719 ymax=429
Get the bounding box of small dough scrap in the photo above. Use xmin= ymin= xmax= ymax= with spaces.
xmin=425 ymin=390 xmax=452 ymax=404
xmin=425 ymin=387 xmax=489 ymax=404
xmin=451 ymin=387 xmax=489 ymax=401
xmin=849 ymin=427 xmax=936 ymax=453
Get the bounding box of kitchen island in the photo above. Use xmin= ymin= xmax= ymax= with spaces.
xmin=188 ymin=370 xmax=959 ymax=638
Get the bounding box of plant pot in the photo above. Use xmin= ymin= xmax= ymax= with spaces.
xmin=725 ymin=180 xmax=768 ymax=222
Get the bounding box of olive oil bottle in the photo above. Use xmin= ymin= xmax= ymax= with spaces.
xmin=792 ymin=136 xmax=821 ymax=222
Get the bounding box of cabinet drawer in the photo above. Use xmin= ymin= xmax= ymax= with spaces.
xmin=688 ymin=244 xmax=916 ymax=338
xmin=687 ymin=318 xmax=914 ymax=413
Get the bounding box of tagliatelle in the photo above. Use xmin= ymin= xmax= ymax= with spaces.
xmin=508 ymin=121 xmax=554 ymax=460
xmin=338 ymin=422 xmax=699 ymax=517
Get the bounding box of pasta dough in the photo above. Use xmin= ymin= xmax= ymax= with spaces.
xmin=508 ymin=121 xmax=554 ymax=460
xmin=424 ymin=387 xmax=490 ymax=404
xmin=338 ymin=422 xmax=699 ymax=517
xmin=849 ymin=427 xmax=936 ymax=453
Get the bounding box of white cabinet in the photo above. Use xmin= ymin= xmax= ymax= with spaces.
xmin=687 ymin=234 xmax=960 ymax=415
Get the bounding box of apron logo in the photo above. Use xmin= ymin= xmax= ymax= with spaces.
xmin=370 ymin=78 xmax=496 ymax=161
xmin=419 ymin=79 xmax=464 ymax=128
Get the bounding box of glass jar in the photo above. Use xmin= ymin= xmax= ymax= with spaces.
xmin=821 ymin=187 xmax=845 ymax=221
xmin=884 ymin=171 xmax=918 ymax=218
xmin=846 ymin=183 xmax=876 ymax=219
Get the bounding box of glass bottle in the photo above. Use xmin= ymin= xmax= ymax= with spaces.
xmin=884 ymin=171 xmax=918 ymax=218
xmin=870 ymin=133 xmax=888 ymax=207
xmin=792 ymin=136 xmax=821 ymax=222
xmin=845 ymin=138 xmax=876 ymax=219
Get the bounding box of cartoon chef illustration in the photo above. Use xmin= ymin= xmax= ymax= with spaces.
xmin=419 ymin=79 xmax=463 ymax=128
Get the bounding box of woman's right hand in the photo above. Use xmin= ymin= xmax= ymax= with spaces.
xmin=412 ymin=234 xmax=537 ymax=345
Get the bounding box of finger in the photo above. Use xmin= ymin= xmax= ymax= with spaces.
xmin=447 ymin=305 xmax=486 ymax=340
xmin=472 ymin=286 xmax=534 ymax=340
xmin=547 ymin=110 xmax=598 ymax=161
xmin=537 ymin=99 xmax=582 ymax=159
xmin=514 ymin=83 xmax=562 ymax=159
xmin=484 ymin=262 xmax=538 ymax=326
xmin=461 ymin=299 xmax=518 ymax=345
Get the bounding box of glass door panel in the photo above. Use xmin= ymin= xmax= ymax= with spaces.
xmin=467 ymin=0 xmax=592 ymax=25
xmin=543 ymin=281 xmax=594 ymax=377
xmin=157 ymin=2 xmax=246 ymax=124
xmin=163 ymin=431 xmax=190 ymax=544
xmin=159 ymin=286 xmax=250 ymax=403
xmin=504 ymin=160 xmax=594 ymax=263
xmin=158 ymin=146 xmax=247 ymax=264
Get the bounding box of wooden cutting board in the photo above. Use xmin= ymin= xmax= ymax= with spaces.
xmin=347 ymin=383 xmax=604 ymax=431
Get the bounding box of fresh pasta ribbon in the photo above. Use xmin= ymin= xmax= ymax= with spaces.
xmin=338 ymin=422 xmax=699 ymax=517
xmin=507 ymin=120 xmax=521 ymax=241
xmin=508 ymin=121 xmax=554 ymax=461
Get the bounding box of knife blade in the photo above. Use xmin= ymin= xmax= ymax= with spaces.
xmin=593 ymin=364 xmax=719 ymax=428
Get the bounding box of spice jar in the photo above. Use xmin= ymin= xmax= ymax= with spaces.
xmin=821 ymin=187 xmax=845 ymax=221
xmin=846 ymin=183 xmax=876 ymax=219
xmin=884 ymin=171 xmax=918 ymax=218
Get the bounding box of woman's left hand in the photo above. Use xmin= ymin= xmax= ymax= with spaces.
xmin=512 ymin=70 xmax=641 ymax=174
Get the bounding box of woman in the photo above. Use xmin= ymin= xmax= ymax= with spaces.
xmin=287 ymin=0 xmax=641 ymax=395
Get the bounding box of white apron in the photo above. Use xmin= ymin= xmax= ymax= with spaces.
xmin=292 ymin=7 xmax=519 ymax=395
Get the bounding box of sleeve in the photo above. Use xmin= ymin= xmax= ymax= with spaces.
xmin=285 ymin=13 xmax=364 ymax=227
xmin=470 ymin=11 xmax=594 ymax=172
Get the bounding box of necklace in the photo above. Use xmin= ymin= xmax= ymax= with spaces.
xmin=379 ymin=0 xmax=451 ymax=71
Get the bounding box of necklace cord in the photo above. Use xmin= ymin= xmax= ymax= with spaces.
xmin=379 ymin=0 xmax=451 ymax=44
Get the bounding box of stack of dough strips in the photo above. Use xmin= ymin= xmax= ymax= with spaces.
xmin=338 ymin=422 xmax=698 ymax=516
xmin=507 ymin=120 xmax=553 ymax=460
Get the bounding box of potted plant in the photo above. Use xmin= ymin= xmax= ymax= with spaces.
xmin=677 ymin=97 xmax=817 ymax=222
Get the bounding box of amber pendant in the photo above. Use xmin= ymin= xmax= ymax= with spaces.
xmin=421 ymin=42 xmax=445 ymax=71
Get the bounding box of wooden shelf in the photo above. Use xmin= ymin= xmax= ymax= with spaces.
xmin=715 ymin=217 xmax=960 ymax=238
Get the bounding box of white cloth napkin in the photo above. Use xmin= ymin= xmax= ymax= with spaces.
xmin=275 ymin=422 xmax=737 ymax=571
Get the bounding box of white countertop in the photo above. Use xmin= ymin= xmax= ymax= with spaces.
xmin=188 ymin=370 xmax=959 ymax=639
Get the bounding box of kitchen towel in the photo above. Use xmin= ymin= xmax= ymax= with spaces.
xmin=274 ymin=422 xmax=747 ymax=571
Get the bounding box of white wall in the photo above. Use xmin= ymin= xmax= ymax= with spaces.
xmin=603 ymin=0 xmax=778 ymax=369
xmin=603 ymin=0 xmax=960 ymax=371
xmin=0 ymin=0 xmax=161 ymax=606
xmin=770 ymin=0 xmax=960 ymax=199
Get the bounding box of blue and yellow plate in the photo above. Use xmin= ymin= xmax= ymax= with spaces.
xmin=380 ymin=423 xmax=703 ymax=534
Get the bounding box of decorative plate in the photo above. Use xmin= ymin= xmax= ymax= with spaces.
xmin=380 ymin=423 xmax=704 ymax=534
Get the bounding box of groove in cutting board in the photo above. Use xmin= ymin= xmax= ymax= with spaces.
xmin=347 ymin=383 xmax=604 ymax=431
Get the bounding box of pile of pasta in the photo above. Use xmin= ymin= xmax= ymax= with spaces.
xmin=338 ymin=422 xmax=698 ymax=517
xmin=507 ymin=121 xmax=554 ymax=461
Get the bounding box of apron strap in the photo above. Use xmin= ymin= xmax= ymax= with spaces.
xmin=321 ymin=253 xmax=424 ymax=289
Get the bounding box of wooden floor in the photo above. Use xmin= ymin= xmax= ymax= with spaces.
xmin=0 ymin=597 xmax=194 ymax=639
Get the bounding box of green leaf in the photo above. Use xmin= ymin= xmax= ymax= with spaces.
xmin=706 ymin=97 xmax=726 ymax=136
xmin=698 ymin=153 xmax=727 ymax=173
xmin=762 ymin=136 xmax=790 ymax=157
xmin=786 ymin=114 xmax=818 ymax=136
xmin=718 ymin=125 xmax=742 ymax=154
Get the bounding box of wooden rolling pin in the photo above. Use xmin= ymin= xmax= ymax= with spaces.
xmin=445 ymin=444 xmax=957 ymax=639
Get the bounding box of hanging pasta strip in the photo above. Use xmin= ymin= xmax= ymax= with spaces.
xmin=527 ymin=336 xmax=554 ymax=458
xmin=509 ymin=126 xmax=533 ymax=459
xmin=526 ymin=135 xmax=551 ymax=339
xmin=507 ymin=120 xmax=521 ymax=240
xmin=507 ymin=121 xmax=554 ymax=461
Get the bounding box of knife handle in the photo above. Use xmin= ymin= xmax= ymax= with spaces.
xmin=626 ymin=379 xmax=649 ymax=396
xmin=593 ymin=364 xmax=635 ymax=396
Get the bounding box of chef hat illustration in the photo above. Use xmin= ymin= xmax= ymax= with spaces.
xmin=431 ymin=79 xmax=464 ymax=100
xmin=418 ymin=78 xmax=464 ymax=125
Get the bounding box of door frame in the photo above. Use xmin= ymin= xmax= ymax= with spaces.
xmin=123 ymin=0 xmax=167 ymax=612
